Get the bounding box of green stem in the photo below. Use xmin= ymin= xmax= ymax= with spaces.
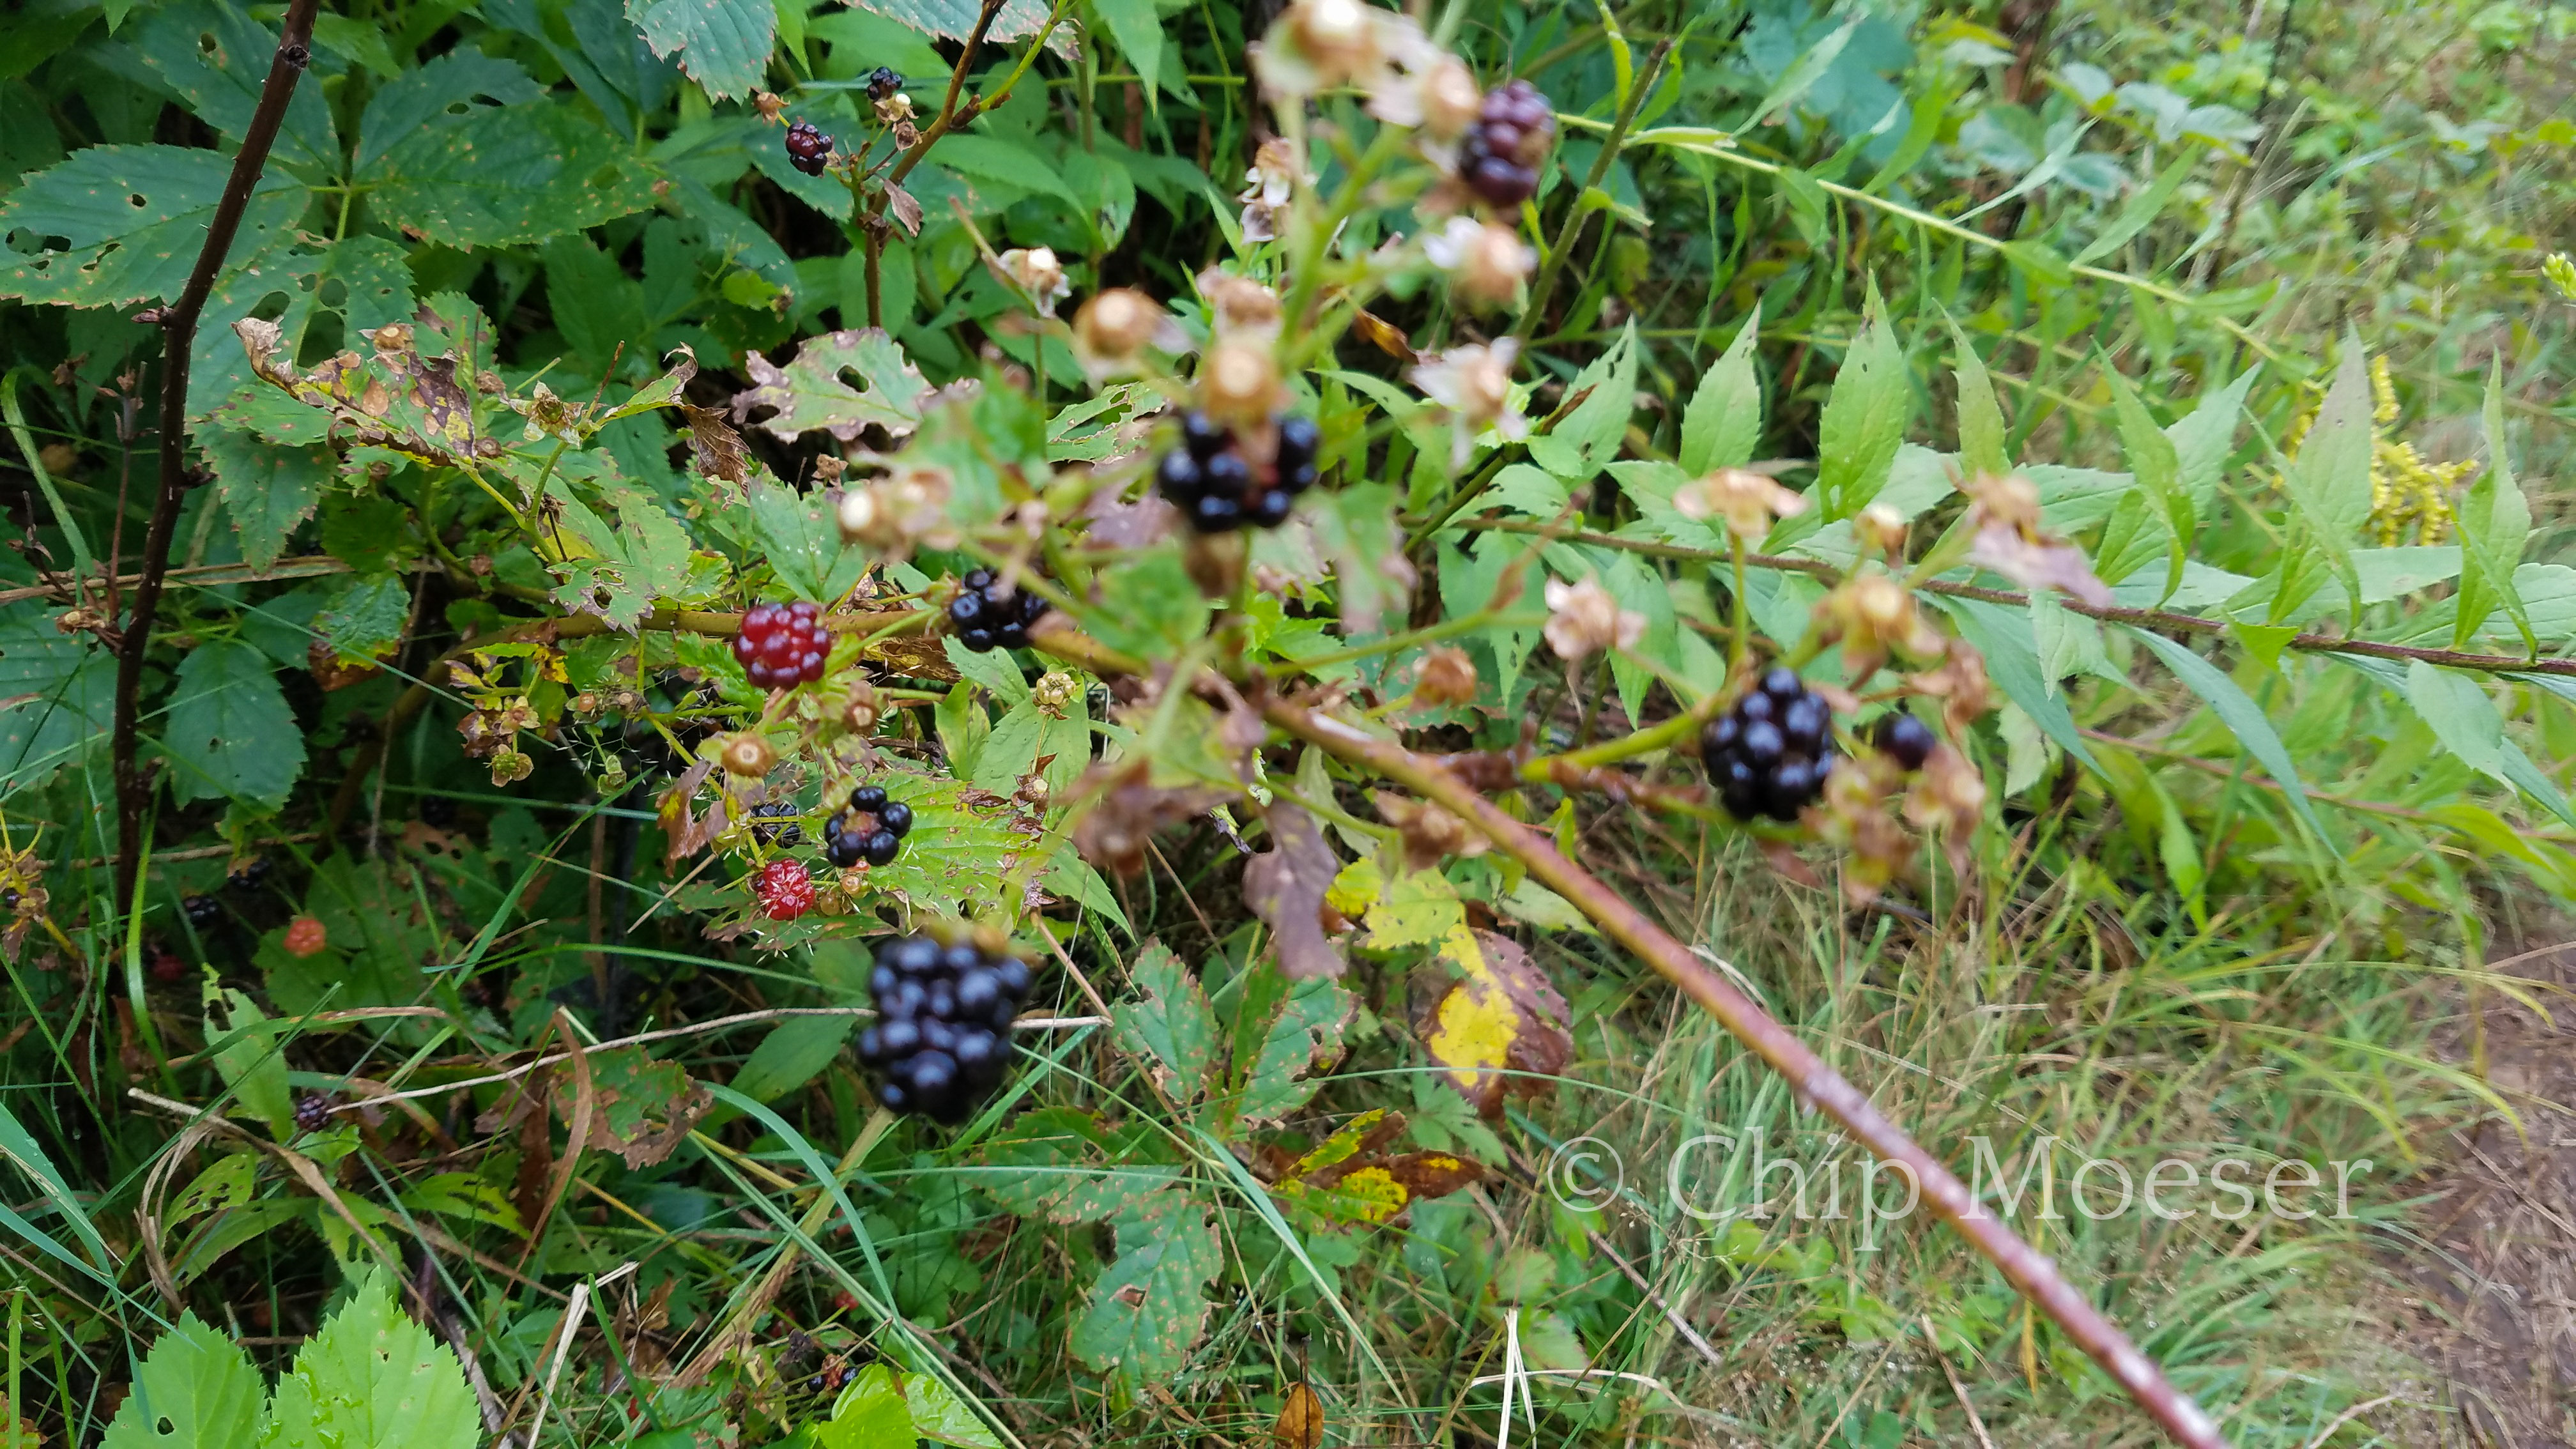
xmin=1512 ymin=40 xmax=1673 ymax=346
xmin=1 ymin=370 xmax=99 ymax=601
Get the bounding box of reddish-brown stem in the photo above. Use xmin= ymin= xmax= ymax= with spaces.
xmin=1460 ymin=515 xmax=2576 ymax=680
xmin=1029 ymin=622 xmax=2225 ymax=1448
xmin=112 ymin=0 xmax=322 ymax=907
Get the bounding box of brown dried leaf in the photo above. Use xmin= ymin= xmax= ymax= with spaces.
xmin=1273 ymin=1383 xmax=1323 ymax=1449
xmin=886 ymin=183 xmax=924 ymax=236
xmin=1070 ymin=758 xmax=1230 ymax=877
xmin=681 ymin=402 xmax=749 ymax=484
xmin=657 ymin=755 xmax=726 ymax=867
xmin=1242 ymin=802 xmax=1346 ymax=979
xmin=1379 ymin=1150 xmax=1486 ymax=1200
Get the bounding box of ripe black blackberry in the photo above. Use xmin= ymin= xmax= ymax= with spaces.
xmin=1872 ymin=713 xmax=1936 ymax=772
xmin=749 ymin=800 xmax=805 ymax=848
xmin=1458 ymin=79 xmax=1556 ymax=209
xmin=783 ymin=118 xmax=834 ymax=176
xmin=1700 ymin=666 xmax=1837 ymax=822
xmin=823 ymin=783 xmax=912 ymax=868
xmin=856 ymin=933 xmax=1033 ymax=1124
xmin=420 ymin=795 xmax=458 ymax=829
xmin=292 ymin=1094 xmax=334 ymax=1133
xmin=734 ymin=601 xmax=829 ymax=688
xmin=1155 ymin=411 xmax=1321 ymax=533
xmin=864 ymin=66 xmax=902 ymax=101
xmin=948 ymin=569 xmax=1048 ymax=653
xmin=182 ymin=894 xmax=222 ymax=929
xmin=226 ymin=856 xmax=272 ymax=893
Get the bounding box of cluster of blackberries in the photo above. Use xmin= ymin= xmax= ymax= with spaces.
xmin=864 ymin=66 xmax=902 ymax=101
xmin=1459 ymin=79 xmax=1556 ymax=210
xmin=1701 ymin=666 xmax=1838 ymax=822
xmin=948 ymin=569 xmax=1048 ymax=653
xmin=784 ymin=118 xmax=834 ymax=176
xmin=1873 ymin=713 xmax=1936 ymax=771
xmin=735 ymin=601 xmax=829 ymax=688
xmin=293 ymin=1093 xmax=334 ymax=1133
xmin=183 ymin=894 xmax=222 ymax=929
xmin=857 ymin=935 xmax=1032 ymax=1123
xmin=1157 ymin=413 xmax=1321 ymax=532
xmin=420 ymin=795 xmax=458 ymax=829
xmin=748 ymin=800 xmax=805 ymax=848
xmin=226 ymin=856 xmax=272 ymax=893
xmin=754 ymin=859 xmax=816 ymax=921
xmin=824 ymin=784 xmax=913 ymax=868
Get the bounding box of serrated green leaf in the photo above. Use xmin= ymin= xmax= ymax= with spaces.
xmin=1526 ymin=322 xmax=1637 ymax=483
xmin=1091 ymin=0 xmax=1164 ymax=105
xmin=2071 ymin=150 xmax=2196 ymax=266
xmin=2454 ymin=358 xmax=2533 ymax=653
xmin=2165 ymin=364 xmax=2258 ymax=514
xmin=735 ymin=327 xmax=933 ymax=443
xmin=2273 ymin=339 xmax=2373 ymax=620
xmin=2104 ymin=364 xmax=2193 ymax=602
xmin=100 ymin=1312 xmax=265 ymax=1449
xmin=0 ymin=605 xmax=115 ymax=790
xmin=836 ymin=773 xmax=1050 ymax=921
xmin=1069 ymin=1191 xmax=1220 ymax=1379
xmin=1811 ymin=298 xmax=1909 ymax=521
xmin=2123 ymin=626 xmax=2324 ymax=836
xmin=2404 ymin=659 xmax=2509 ymax=785
xmin=848 ymin=0 xmax=1055 ymax=44
xmin=355 ymin=54 xmax=544 ymax=172
xmin=2030 ymin=590 xmax=2117 ymax=691
xmin=134 ymin=0 xmax=339 ymax=171
xmin=369 ymin=100 xmax=654 ymax=248
xmin=162 ymin=639 xmax=304 ymax=808
xmin=628 ymin=0 xmax=776 ymax=100
xmin=1238 ymin=971 xmax=1354 ymax=1126
xmin=1747 ymin=15 xmax=1859 ymax=123
xmin=944 ymin=636 xmax=1032 ymax=705
xmin=541 ymin=232 xmax=653 ymax=380
xmin=266 ymin=1268 xmax=480 ymax=1449
xmin=932 ymin=133 xmax=1079 ymax=204
xmin=973 ymin=1108 xmax=1180 ymax=1221
xmin=732 ymin=1014 xmax=854 ymax=1103
xmin=1082 ymin=545 xmax=1209 ymax=661
xmin=746 ymin=480 xmax=864 ymax=602
xmin=0 ymin=144 xmax=305 ymax=307
xmin=315 ymin=573 xmax=412 ymax=663
xmin=1110 ymin=942 xmax=1219 ymax=1101
xmin=1943 ymin=310 xmax=2007 ymax=482
xmin=1678 ymin=305 xmax=1762 ymax=475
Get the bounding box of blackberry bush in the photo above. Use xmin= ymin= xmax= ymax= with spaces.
xmin=824 ymin=783 xmax=913 ymax=868
xmin=1700 ymin=666 xmax=1837 ymax=822
xmin=949 ymin=569 xmax=1048 ymax=653
xmin=856 ymin=933 xmax=1033 ymax=1123
xmin=1458 ymin=79 xmax=1554 ymax=209
xmin=734 ymin=601 xmax=829 ymax=688
xmin=1155 ymin=411 xmax=1321 ymax=532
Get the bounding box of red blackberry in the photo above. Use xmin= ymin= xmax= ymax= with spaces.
xmin=182 ymin=894 xmax=222 ymax=929
xmin=733 ymin=601 xmax=829 ymax=689
xmin=293 ymin=1093 xmax=334 ymax=1133
xmin=864 ymin=66 xmax=902 ymax=101
xmin=1700 ymin=666 xmax=1837 ymax=822
xmin=754 ymin=859 xmax=816 ymax=921
xmin=948 ymin=570 xmax=1048 ymax=653
xmin=1458 ymin=79 xmax=1555 ymax=209
xmin=146 ymin=940 xmax=187 ymax=983
xmin=856 ymin=933 xmax=1034 ymax=1124
xmin=1156 ymin=411 xmax=1322 ymax=533
xmin=1873 ymin=713 xmax=1937 ymax=772
xmin=824 ymin=782 xmax=912 ymax=868
xmin=784 ymin=118 xmax=834 ymax=176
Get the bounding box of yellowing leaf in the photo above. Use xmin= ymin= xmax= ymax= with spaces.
xmin=1325 ymin=858 xmax=1466 ymax=950
xmin=1421 ymin=926 xmax=1570 ymax=1116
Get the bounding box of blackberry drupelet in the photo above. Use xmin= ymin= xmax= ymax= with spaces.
xmin=948 ymin=569 xmax=1048 ymax=653
xmin=1155 ymin=411 xmax=1321 ymax=533
xmin=734 ymin=601 xmax=829 ymax=688
xmin=182 ymin=894 xmax=221 ymax=929
xmin=784 ymin=118 xmax=834 ymax=176
xmin=753 ymin=859 xmax=816 ymax=921
xmin=823 ymin=783 xmax=913 ymax=869
xmin=856 ymin=933 xmax=1034 ymax=1124
xmin=1873 ymin=713 xmax=1936 ymax=772
xmin=1458 ymin=79 xmax=1556 ymax=209
xmin=1700 ymin=665 xmax=1838 ymax=822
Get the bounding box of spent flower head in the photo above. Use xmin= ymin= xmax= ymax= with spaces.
xmin=1422 ymin=217 xmax=1535 ymax=309
xmin=994 ymin=247 xmax=1071 ymax=316
xmin=1674 ymin=466 xmax=1807 ymax=539
xmin=1409 ymin=339 xmax=1529 ymax=466
xmin=1542 ymin=576 xmax=1644 ymax=661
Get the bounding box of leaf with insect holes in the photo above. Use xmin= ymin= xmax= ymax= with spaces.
xmin=1110 ymin=942 xmax=1220 ymax=1101
xmin=0 ymin=144 xmax=306 ymax=308
xmin=1242 ymin=802 xmax=1346 ymax=980
xmin=850 ymin=0 xmax=1056 ymax=45
xmin=367 ymin=100 xmax=656 ymax=248
xmin=99 ymin=1312 xmax=265 ymax=1449
xmin=974 ymin=1107 xmax=1184 ymax=1222
xmin=733 ymin=328 xmax=933 ymax=444
xmin=199 ymin=427 xmax=330 ymax=571
xmin=264 ymin=1268 xmax=480 ymax=1449
xmin=1420 ymin=926 xmax=1570 ymax=1117
xmin=1070 ymin=1189 xmax=1220 ymax=1379
xmin=132 ymin=0 xmax=339 ymax=168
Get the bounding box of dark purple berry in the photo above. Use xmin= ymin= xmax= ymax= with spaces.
xmin=877 ymin=801 xmax=912 ymax=836
xmin=1701 ymin=672 xmax=1837 ymax=823
xmin=183 ymin=894 xmax=221 ymax=930
xmin=293 ymin=1094 xmax=332 ymax=1132
xmin=784 ymin=119 xmax=834 ymax=176
xmin=865 ymin=66 xmax=902 ymax=101
xmin=849 ymin=784 xmax=889 ymax=813
xmin=1458 ymin=80 xmax=1554 ymax=208
xmin=860 ymin=933 xmax=1031 ymax=1123
xmin=1874 ymin=714 xmax=1937 ymax=771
